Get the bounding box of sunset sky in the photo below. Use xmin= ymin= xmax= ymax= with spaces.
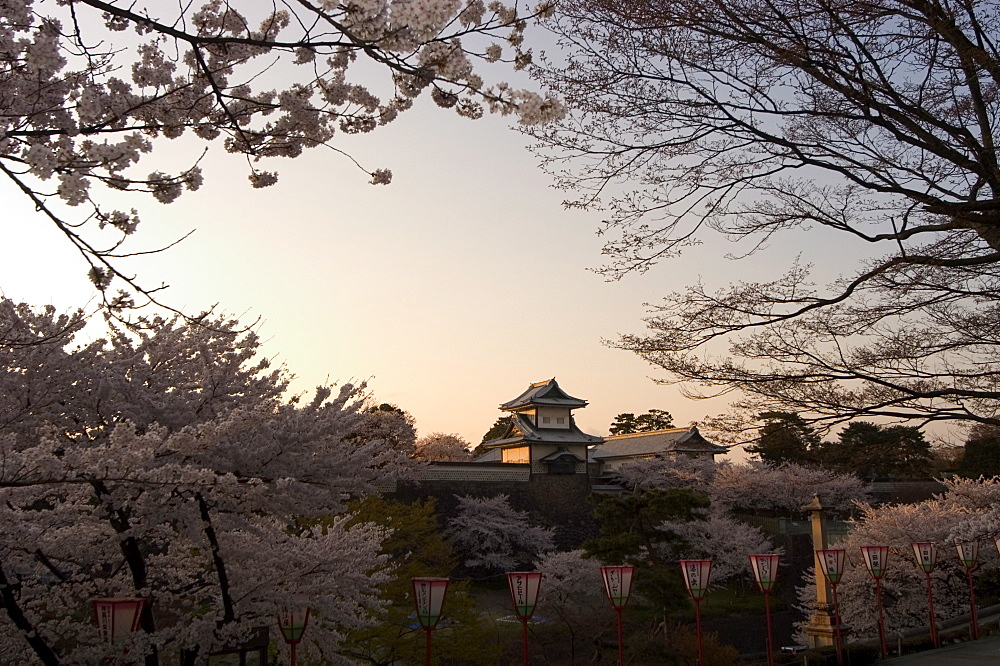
xmin=2 ymin=91 xmax=748 ymax=447
xmin=2 ymin=7 xmax=904 ymax=453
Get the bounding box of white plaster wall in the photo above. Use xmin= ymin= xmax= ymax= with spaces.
xmin=536 ymin=406 xmax=570 ymax=428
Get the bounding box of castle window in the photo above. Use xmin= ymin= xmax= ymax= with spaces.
xmin=556 ymin=417 xmax=565 ymax=424
xmin=542 ymin=416 xmax=550 ymax=424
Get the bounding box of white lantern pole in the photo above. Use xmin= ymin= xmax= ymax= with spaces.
xmin=816 ymin=549 xmax=846 ymax=665
xmin=859 ymin=545 xmax=890 ymax=659
xmin=412 ymin=577 xmax=449 ymax=666
xmin=749 ymin=554 xmax=780 ymax=666
xmin=507 ymin=571 xmax=542 ymax=666
xmin=956 ymin=541 xmax=980 ymax=639
xmin=680 ymin=559 xmax=713 ymax=666
xmin=911 ymin=542 xmax=939 ymax=648
xmin=600 ymin=565 xmax=634 ymax=666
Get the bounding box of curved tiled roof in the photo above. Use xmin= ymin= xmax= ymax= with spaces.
xmin=589 ymin=426 xmax=726 ymax=459
xmin=499 ymin=378 xmax=588 ymax=411
xmin=484 ymin=412 xmax=603 ymax=448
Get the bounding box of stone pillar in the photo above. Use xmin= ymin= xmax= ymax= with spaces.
xmin=802 ymin=494 xmax=838 ymax=648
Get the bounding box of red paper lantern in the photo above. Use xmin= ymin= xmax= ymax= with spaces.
xmin=911 ymin=542 xmax=940 ymax=648
xmin=749 ymin=554 xmax=780 ymax=593
xmin=507 ymin=572 xmax=542 ymax=620
xmin=816 ymin=548 xmax=847 ymax=584
xmin=92 ymin=597 xmax=145 ymax=644
xmin=956 ymin=541 xmax=981 ymax=639
xmin=600 ymin=565 xmax=635 ymax=610
xmin=912 ymin=542 xmax=937 ymax=573
xmin=507 ymin=572 xmax=542 ymax=666
xmin=412 ymin=577 xmax=450 ymax=629
xmin=680 ymin=559 xmax=713 ymax=601
xmin=860 ymin=545 xmax=889 ymax=579
xmin=601 ymin=565 xmax=635 ymax=666
xmin=957 ymin=541 xmax=979 ymax=569
xmin=276 ymin=607 xmax=310 ymax=644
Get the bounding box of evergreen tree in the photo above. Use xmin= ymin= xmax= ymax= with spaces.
xmin=958 ymin=425 xmax=1000 ymax=479
xmin=822 ymin=422 xmax=932 ymax=480
xmin=339 ymin=497 xmax=497 ymax=665
xmin=745 ymin=412 xmax=821 ymax=466
xmin=471 ymin=415 xmax=513 ymax=458
xmin=585 ymin=488 xmax=708 ymax=611
xmin=609 ymin=409 xmax=674 ymax=435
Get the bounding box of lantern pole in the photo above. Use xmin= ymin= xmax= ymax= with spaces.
xmin=911 ymin=542 xmax=939 ymax=648
xmin=749 ymin=554 xmax=780 ymax=666
xmin=875 ymin=577 xmax=885 ymax=656
xmin=680 ymin=560 xmax=713 ymax=666
xmin=412 ymin=577 xmax=449 ymax=666
xmin=763 ymin=591 xmax=772 ymax=665
xmin=924 ymin=572 xmax=938 ymax=648
xmin=859 ymin=545 xmax=889 ymax=659
xmin=521 ymin=618 xmax=529 ymax=666
xmin=816 ymin=549 xmax=846 ymax=666
xmin=600 ymin=565 xmax=635 ymax=666
xmin=614 ymin=606 xmax=624 ymax=666
xmin=694 ymin=597 xmax=703 ymax=664
xmin=830 ymin=580 xmax=844 ymax=665
xmin=956 ymin=542 xmax=980 ymax=640
xmin=507 ymin=572 xmax=542 ymax=666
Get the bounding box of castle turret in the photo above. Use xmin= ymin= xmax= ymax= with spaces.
xmin=482 ymin=378 xmax=603 ymax=474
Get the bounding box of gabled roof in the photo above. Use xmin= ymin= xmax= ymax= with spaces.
xmin=539 ymin=447 xmax=587 ymax=463
xmin=589 ymin=426 xmax=726 ymax=459
xmin=500 ymin=378 xmax=588 ymax=411
xmin=484 ymin=412 xmax=603 ymax=448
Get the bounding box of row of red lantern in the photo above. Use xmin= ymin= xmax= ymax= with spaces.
xmin=816 ymin=539 xmax=993 ymax=663
xmin=408 ymin=558 xmax=779 ymax=666
xmin=103 ymin=539 xmax=983 ymax=666
xmin=89 ymin=558 xmax=750 ymax=666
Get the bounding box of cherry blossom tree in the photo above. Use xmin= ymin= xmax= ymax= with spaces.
xmin=413 ymin=431 xmax=473 ymax=461
xmin=613 ymin=457 xmax=869 ymax=514
xmin=2 ymin=0 xmax=562 ymax=312
xmin=444 ymin=494 xmax=555 ymax=572
xmin=797 ymin=477 xmax=1000 ymax=641
xmin=611 ymin=453 xmax=718 ymax=495
xmin=347 ymin=402 xmax=417 ymax=459
xmin=0 ymin=297 xmax=412 ymax=664
xmin=610 ymin=458 xmax=865 ymax=589
xmin=534 ymin=549 xmax=608 ymax=663
xmin=661 ymin=509 xmax=778 ymax=586
xmin=709 ymin=462 xmax=869 ymax=515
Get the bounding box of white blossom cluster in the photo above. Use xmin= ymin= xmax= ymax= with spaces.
xmin=444 ymin=494 xmax=555 ymax=571
xmin=614 ymin=457 xmax=870 ymax=514
xmin=413 ymin=431 xmax=473 ymax=461
xmin=660 ymin=508 xmax=781 ymax=585
xmin=0 ymin=0 xmax=563 ymax=305
xmin=611 ymin=457 xmax=868 ymax=587
xmin=0 ymin=297 xmax=416 ymax=663
xmin=796 ymin=477 xmax=1000 ymax=642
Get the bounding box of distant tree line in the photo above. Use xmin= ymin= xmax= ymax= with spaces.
xmin=746 ymin=413 xmax=1000 ymax=480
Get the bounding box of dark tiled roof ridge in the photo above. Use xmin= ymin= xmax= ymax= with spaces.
xmin=604 ymin=426 xmax=695 ymax=440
